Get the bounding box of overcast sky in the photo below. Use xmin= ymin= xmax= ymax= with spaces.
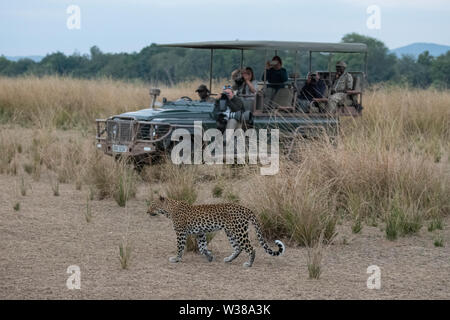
xmin=1 ymin=0 xmax=449 ymax=56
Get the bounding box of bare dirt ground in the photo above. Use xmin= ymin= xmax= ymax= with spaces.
xmin=1 ymin=173 xmax=449 ymax=300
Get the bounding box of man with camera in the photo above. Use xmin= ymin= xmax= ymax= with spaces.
xmin=215 ymin=86 xmax=245 ymax=131
xmin=297 ymin=72 xmax=326 ymax=113
xmin=326 ymin=61 xmax=353 ymax=113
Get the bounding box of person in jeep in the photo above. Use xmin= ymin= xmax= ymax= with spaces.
xmin=195 ymin=84 xmax=215 ymax=103
xmin=326 ymin=61 xmax=353 ymax=113
xmin=297 ymin=71 xmax=326 ymax=113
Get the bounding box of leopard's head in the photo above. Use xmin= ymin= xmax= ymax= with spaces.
xmin=147 ymin=195 xmax=171 ymax=218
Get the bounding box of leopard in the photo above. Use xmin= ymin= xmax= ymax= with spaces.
xmin=147 ymin=196 xmax=285 ymax=267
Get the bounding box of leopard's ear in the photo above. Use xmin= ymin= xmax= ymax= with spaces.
xmin=159 ymin=195 xmax=166 ymax=202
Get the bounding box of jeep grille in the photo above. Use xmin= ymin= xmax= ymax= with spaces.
xmin=137 ymin=123 xmax=171 ymax=140
xmin=107 ymin=119 xmax=133 ymax=142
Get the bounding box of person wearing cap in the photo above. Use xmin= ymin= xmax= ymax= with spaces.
xmin=326 ymin=61 xmax=353 ymax=113
xmin=296 ymin=71 xmax=327 ymax=113
xmin=196 ymin=84 xmax=215 ymax=103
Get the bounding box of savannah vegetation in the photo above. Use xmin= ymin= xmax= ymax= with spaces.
xmin=1 ymin=76 xmax=448 ymax=247
xmin=1 ymin=33 xmax=449 ymax=89
xmin=0 ymin=35 xmax=449 ymax=271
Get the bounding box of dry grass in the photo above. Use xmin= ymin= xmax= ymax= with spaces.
xmin=118 ymin=237 xmax=132 ymax=270
xmin=0 ymin=77 xmax=448 ymax=247
xmin=0 ymin=76 xmax=224 ymax=129
xmin=305 ymin=232 xmax=334 ymax=280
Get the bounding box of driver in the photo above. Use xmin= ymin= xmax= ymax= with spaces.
xmin=195 ymin=84 xmax=215 ymax=103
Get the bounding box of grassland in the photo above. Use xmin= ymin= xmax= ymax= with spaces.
xmin=0 ymin=75 xmax=449 ymax=299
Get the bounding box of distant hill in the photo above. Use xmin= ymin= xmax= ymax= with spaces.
xmin=5 ymin=56 xmax=43 ymax=62
xmin=391 ymin=43 xmax=450 ymax=58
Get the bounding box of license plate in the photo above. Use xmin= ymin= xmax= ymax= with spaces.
xmin=112 ymin=144 xmax=128 ymax=153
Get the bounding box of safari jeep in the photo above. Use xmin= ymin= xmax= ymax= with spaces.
xmin=95 ymin=40 xmax=368 ymax=164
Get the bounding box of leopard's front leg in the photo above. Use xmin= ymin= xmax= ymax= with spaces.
xmin=197 ymin=233 xmax=214 ymax=262
xmin=169 ymin=231 xmax=186 ymax=263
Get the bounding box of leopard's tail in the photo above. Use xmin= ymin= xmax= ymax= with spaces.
xmin=250 ymin=214 xmax=285 ymax=256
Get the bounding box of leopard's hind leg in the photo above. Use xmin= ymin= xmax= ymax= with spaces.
xmin=197 ymin=233 xmax=214 ymax=262
xmin=169 ymin=232 xmax=186 ymax=263
xmin=223 ymin=230 xmax=241 ymax=263
xmin=235 ymin=228 xmax=255 ymax=268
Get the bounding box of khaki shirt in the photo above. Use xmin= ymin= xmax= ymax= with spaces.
xmin=332 ymin=72 xmax=353 ymax=93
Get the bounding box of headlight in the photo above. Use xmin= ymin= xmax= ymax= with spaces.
xmin=112 ymin=123 xmax=118 ymax=139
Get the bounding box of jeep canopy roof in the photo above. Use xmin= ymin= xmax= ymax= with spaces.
xmin=158 ymin=40 xmax=367 ymax=53
xmin=158 ymin=40 xmax=368 ymax=93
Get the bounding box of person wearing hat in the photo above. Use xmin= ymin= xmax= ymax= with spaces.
xmin=326 ymin=61 xmax=353 ymax=113
xmin=196 ymin=84 xmax=215 ymax=103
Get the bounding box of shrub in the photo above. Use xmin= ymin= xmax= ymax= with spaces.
xmin=428 ymin=218 xmax=443 ymax=232
xmin=433 ymin=235 xmax=444 ymax=247
xmin=13 ymin=202 xmax=20 ymax=211
xmin=118 ymin=238 xmax=132 ymax=269
xmin=186 ymin=233 xmax=216 ymax=253
xmin=163 ymin=163 xmax=198 ymax=205
xmin=212 ymin=184 xmax=224 ymax=198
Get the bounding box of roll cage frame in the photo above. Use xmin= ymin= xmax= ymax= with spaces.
xmin=158 ymin=40 xmax=368 ymax=116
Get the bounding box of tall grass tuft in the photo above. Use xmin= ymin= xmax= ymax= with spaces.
xmin=305 ymin=232 xmax=335 ymax=280
xmin=20 ymin=176 xmax=27 ymax=196
xmin=85 ymin=152 xmax=137 ymax=205
xmin=249 ymin=160 xmax=338 ymax=246
xmin=113 ymin=160 xmax=137 ymax=207
xmin=84 ymin=197 xmax=92 ymax=223
xmin=118 ymin=237 xmax=132 ymax=269
xmin=163 ymin=162 xmax=198 ymax=205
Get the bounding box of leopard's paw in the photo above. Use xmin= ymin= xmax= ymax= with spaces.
xmin=169 ymin=256 xmax=181 ymax=263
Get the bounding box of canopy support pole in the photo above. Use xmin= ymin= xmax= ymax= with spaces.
xmin=264 ymin=50 xmax=268 ymax=87
xmin=209 ymin=49 xmax=213 ymax=93
xmin=309 ymin=51 xmax=312 ymax=72
xmin=328 ymin=53 xmax=332 ymax=86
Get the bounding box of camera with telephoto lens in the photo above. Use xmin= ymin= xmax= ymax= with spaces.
xmin=234 ymin=76 xmax=244 ymax=87
xmin=218 ymin=85 xmax=232 ymax=110
xmin=232 ymin=69 xmax=245 ymax=87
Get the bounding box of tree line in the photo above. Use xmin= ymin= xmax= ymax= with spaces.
xmin=1 ymin=33 xmax=449 ymax=89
